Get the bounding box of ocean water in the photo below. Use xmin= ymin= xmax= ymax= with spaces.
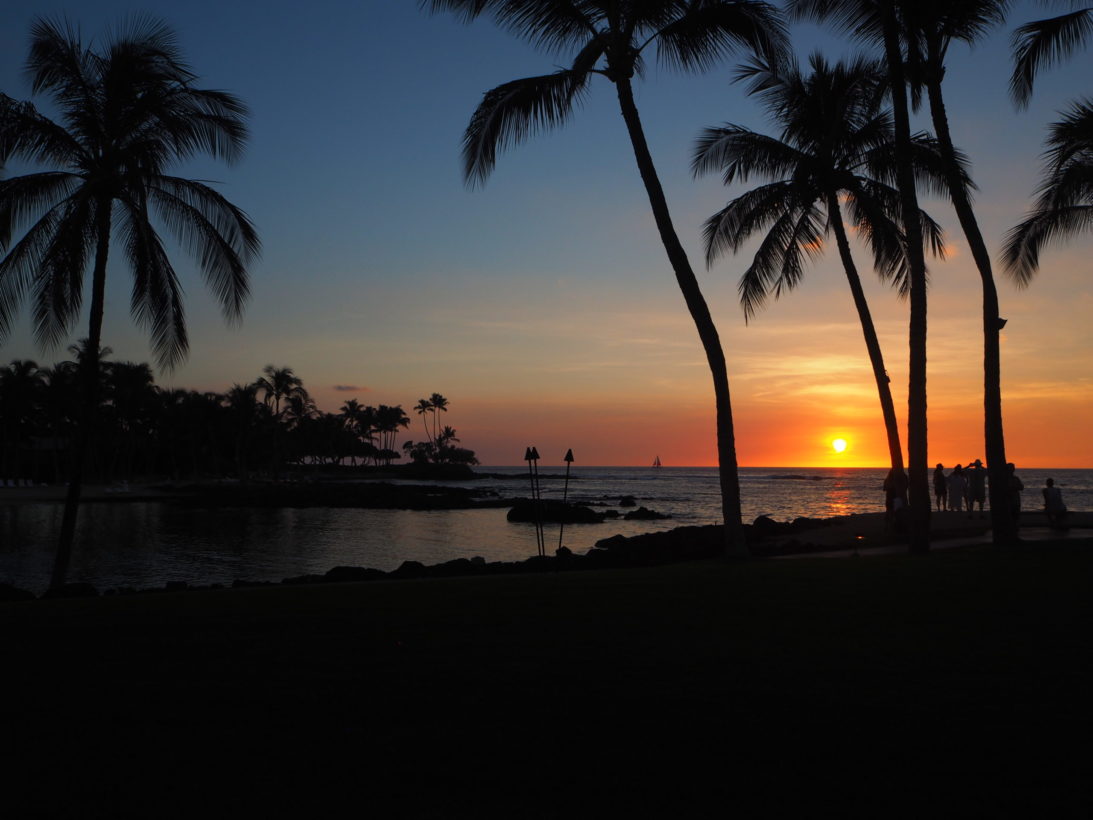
xmin=2 ymin=466 xmax=1089 ymax=593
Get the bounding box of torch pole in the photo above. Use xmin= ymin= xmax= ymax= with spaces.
xmin=558 ymin=448 xmax=574 ymax=552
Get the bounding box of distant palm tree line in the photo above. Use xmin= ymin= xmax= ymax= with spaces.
xmin=2 ymin=5 xmax=1092 ymax=577
xmin=0 ymin=353 xmax=477 ymax=486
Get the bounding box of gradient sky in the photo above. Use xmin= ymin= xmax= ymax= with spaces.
xmin=1 ymin=1 xmax=1090 ymax=467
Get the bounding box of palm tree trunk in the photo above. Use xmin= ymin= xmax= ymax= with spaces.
xmin=923 ymin=41 xmax=1016 ymax=545
xmin=828 ymin=194 xmax=904 ymax=470
xmin=881 ymin=8 xmax=931 ymax=553
xmin=52 ymin=204 xmax=111 ymax=589
xmin=614 ymin=76 xmax=745 ymax=556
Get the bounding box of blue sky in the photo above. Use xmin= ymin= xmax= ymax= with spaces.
xmin=1 ymin=1 xmax=1091 ymax=466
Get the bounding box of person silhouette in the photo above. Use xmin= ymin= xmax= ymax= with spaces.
xmin=933 ymin=463 xmax=947 ymax=511
xmin=966 ymin=459 xmax=987 ymax=518
xmin=883 ymin=466 xmax=909 ymax=531
xmin=1042 ymin=478 xmax=1067 ymax=529
xmin=947 ymin=465 xmax=967 ymax=512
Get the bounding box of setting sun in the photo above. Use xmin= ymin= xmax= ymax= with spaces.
xmin=832 ymin=438 xmax=848 ymax=454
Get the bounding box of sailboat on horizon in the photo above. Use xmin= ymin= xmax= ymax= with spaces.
xmin=652 ymin=455 xmax=662 ymax=468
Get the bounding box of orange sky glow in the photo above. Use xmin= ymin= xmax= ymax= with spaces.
xmin=3 ymin=4 xmax=1090 ymax=469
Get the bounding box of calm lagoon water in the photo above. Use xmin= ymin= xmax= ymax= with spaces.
xmin=3 ymin=466 xmax=1090 ymax=594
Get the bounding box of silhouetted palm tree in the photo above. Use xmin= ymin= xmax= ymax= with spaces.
xmin=791 ymin=0 xmax=935 ymax=553
xmin=428 ymin=393 xmax=448 ymax=446
xmin=375 ymin=404 xmax=410 ymax=463
xmin=414 ymin=398 xmax=434 ymax=446
xmin=424 ymin=0 xmax=788 ymax=554
xmin=255 ymin=366 xmax=308 ymax=419
xmin=39 ymin=361 xmax=78 ymax=482
xmin=340 ymin=398 xmax=367 ymax=465
xmin=1005 ymin=3 xmax=1093 ymax=280
xmin=1004 ymin=99 xmax=1093 ymax=278
xmin=255 ymin=366 xmax=309 ymax=478
xmin=224 ymin=383 xmax=266 ymax=482
xmin=886 ymin=1 xmax=1019 ymax=542
xmin=1011 ymin=3 xmax=1093 ymax=107
xmin=103 ymin=360 xmax=156 ymax=481
xmin=0 ymin=18 xmax=259 ymax=587
xmin=693 ymin=54 xmax=951 ymax=473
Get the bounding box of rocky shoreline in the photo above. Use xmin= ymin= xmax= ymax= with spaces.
xmin=0 ymin=512 xmax=925 ymax=602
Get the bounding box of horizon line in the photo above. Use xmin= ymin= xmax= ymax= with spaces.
xmin=477 ymin=464 xmax=1093 ymax=470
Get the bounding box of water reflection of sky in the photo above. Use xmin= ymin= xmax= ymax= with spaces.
xmin=4 ymin=466 xmax=1091 ymax=592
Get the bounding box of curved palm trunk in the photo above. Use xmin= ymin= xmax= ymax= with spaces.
xmin=828 ymin=194 xmax=904 ymax=470
xmin=881 ymin=9 xmax=931 ymax=553
xmin=923 ymin=38 xmax=1016 ymax=545
xmin=52 ymin=203 xmax=111 ymax=590
xmin=614 ymin=77 xmax=745 ymax=556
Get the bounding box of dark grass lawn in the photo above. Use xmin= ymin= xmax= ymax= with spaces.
xmin=4 ymin=541 xmax=1091 ymax=818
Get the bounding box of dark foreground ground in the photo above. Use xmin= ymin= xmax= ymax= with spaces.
xmin=4 ymin=540 xmax=1091 ymax=818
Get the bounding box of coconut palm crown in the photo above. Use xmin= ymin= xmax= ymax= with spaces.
xmin=693 ymin=53 xmax=950 ymax=318
xmin=425 ymin=1 xmax=786 ymax=182
xmin=0 ymin=16 xmax=260 ymax=371
xmin=1003 ymin=98 xmax=1093 ymax=280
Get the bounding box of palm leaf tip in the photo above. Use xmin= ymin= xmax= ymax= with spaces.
xmin=1010 ymin=11 xmax=1093 ymax=108
xmin=461 ymin=70 xmax=587 ymax=187
xmin=1000 ymin=219 xmax=1038 ymax=287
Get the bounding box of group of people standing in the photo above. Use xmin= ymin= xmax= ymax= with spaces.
xmin=883 ymin=461 xmax=1068 ymax=531
xmin=934 ymin=461 xmax=1071 ymax=526
xmin=933 ymin=460 xmax=993 ymax=517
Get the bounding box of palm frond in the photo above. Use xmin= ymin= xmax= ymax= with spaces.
xmin=0 ymin=173 xmax=81 ymax=234
xmin=1011 ymin=9 xmax=1093 ymax=108
xmin=653 ymin=1 xmax=789 ymax=73
xmin=736 ymin=208 xmax=798 ymax=319
xmin=1003 ymin=204 xmax=1093 ymax=286
xmin=1003 ymin=95 xmax=1093 ymax=283
xmin=738 ymin=202 xmax=825 ymax=320
xmin=462 ymin=68 xmax=590 ymax=186
xmin=919 ymin=207 xmax=947 ymax=260
xmin=155 ymin=87 xmax=250 ymax=165
xmin=26 ymin=17 xmax=94 ymax=103
xmin=30 ymin=195 xmax=97 ymax=351
xmin=702 ymin=181 xmax=798 ymax=266
xmin=0 ymin=210 xmax=59 ymax=339
xmin=786 ymin=0 xmax=884 ymax=42
xmin=1043 ymin=97 xmax=1093 ymax=171
xmin=0 ymin=95 xmax=83 ymax=168
xmin=106 ymin=14 xmax=185 ymax=68
xmin=691 ymin=125 xmax=804 ymax=184
xmin=421 ymin=0 xmax=599 ymax=53
xmin=0 ymin=196 xmax=90 ymax=342
xmin=864 ymin=131 xmax=968 ymax=197
xmin=0 ymin=184 xmax=9 ymax=252
xmin=147 ymin=176 xmax=259 ymax=322
xmin=117 ymin=202 xmax=188 ymax=370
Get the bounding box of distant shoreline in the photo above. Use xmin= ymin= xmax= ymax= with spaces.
xmin=5 ymin=505 xmax=1088 ymax=601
